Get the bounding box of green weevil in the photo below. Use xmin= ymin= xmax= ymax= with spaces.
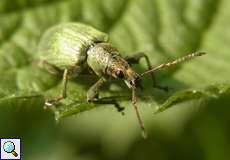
xmin=37 ymin=22 xmax=206 ymax=138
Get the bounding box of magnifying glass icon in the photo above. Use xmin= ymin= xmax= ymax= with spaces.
xmin=3 ymin=141 xmax=18 ymax=157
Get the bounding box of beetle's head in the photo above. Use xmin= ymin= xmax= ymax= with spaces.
xmin=123 ymin=68 xmax=142 ymax=89
xmin=106 ymin=55 xmax=142 ymax=89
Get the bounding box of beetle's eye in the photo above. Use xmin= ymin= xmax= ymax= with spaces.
xmin=117 ymin=70 xmax=124 ymax=79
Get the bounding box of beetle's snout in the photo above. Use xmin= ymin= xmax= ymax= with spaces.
xmin=124 ymin=67 xmax=141 ymax=88
xmin=129 ymin=73 xmax=143 ymax=90
xmin=126 ymin=68 xmax=140 ymax=81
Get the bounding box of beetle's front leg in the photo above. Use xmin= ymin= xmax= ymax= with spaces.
xmin=87 ymin=78 xmax=125 ymax=113
xmin=125 ymin=52 xmax=169 ymax=91
xmin=45 ymin=69 xmax=69 ymax=108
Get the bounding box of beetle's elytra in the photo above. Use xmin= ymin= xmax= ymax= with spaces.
xmin=37 ymin=22 xmax=206 ymax=138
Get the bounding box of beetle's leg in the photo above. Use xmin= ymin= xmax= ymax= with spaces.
xmin=45 ymin=69 xmax=69 ymax=108
xmin=125 ymin=52 xmax=169 ymax=91
xmin=87 ymin=78 xmax=125 ymax=113
xmin=40 ymin=60 xmax=63 ymax=75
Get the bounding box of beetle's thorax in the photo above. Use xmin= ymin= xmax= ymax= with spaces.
xmin=87 ymin=43 xmax=139 ymax=87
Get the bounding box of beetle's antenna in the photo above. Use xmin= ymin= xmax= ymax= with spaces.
xmin=131 ymin=80 xmax=147 ymax=139
xmin=141 ymin=51 xmax=206 ymax=77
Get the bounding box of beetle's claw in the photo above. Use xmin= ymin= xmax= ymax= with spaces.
xmin=163 ymin=86 xmax=174 ymax=92
xmin=162 ymin=86 xmax=169 ymax=92
xmin=117 ymin=106 xmax=125 ymax=112
xmin=44 ymin=100 xmax=55 ymax=109
xmin=153 ymin=85 xmax=172 ymax=92
xmin=45 ymin=101 xmax=53 ymax=106
xmin=116 ymin=105 xmax=125 ymax=115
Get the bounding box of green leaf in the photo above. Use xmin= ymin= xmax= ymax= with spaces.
xmin=0 ymin=0 xmax=230 ymax=120
xmin=155 ymin=84 xmax=230 ymax=114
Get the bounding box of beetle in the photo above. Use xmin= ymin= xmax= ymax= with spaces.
xmin=37 ymin=22 xmax=206 ymax=138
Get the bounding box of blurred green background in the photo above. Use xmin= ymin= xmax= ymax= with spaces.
xmin=0 ymin=0 xmax=230 ymax=160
